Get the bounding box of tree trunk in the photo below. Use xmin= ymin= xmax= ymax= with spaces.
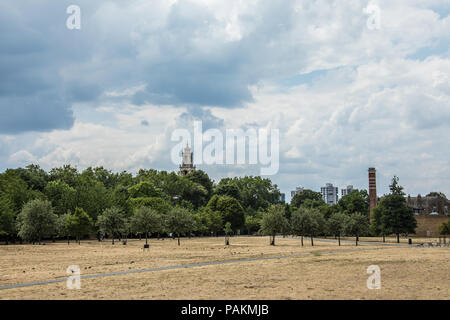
xmin=301 ymin=236 xmax=304 ymax=247
xmin=397 ymin=234 xmax=400 ymax=243
xmin=67 ymin=236 xmax=70 ymax=245
xmin=311 ymin=235 xmax=314 ymax=247
xmin=178 ymin=236 xmax=180 ymax=246
xmin=145 ymin=232 xmax=148 ymax=245
xmin=338 ymin=234 xmax=341 ymax=246
xmin=382 ymin=234 xmax=385 ymax=242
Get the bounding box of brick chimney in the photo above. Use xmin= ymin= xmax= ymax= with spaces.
xmin=368 ymin=168 xmax=377 ymax=219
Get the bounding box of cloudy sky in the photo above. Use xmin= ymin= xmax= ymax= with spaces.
xmin=1 ymin=0 xmax=449 ymax=201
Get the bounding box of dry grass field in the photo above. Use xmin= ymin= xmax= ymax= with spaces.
xmin=0 ymin=236 xmax=448 ymax=300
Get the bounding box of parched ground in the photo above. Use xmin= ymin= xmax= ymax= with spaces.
xmin=0 ymin=236 xmax=448 ymax=300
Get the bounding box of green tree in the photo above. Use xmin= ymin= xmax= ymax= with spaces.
xmin=0 ymin=195 xmax=15 ymax=244
xmin=438 ymin=220 xmax=450 ymax=236
xmin=337 ymin=190 xmax=369 ymax=216
xmin=216 ymin=196 xmax=245 ymax=232
xmin=44 ymin=180 xmax=76 ymax=215
xmin=291 ymin=189 xmax=324 ymax=209
xmin=185 ymin=170 xmax=214 ymax=208
xmin=14 ymin=164 xmax=49 ymax=192
xmin=291 ymin=207 xmax=325 ymax=246
xmin=96 ymin=207 xmax=126 ymax=244
xmin=215 ymin=183 xmax=241 ymax=200
xmin=215 ymin=176 xmax=281 ymax=211
xmin=224 ymin=222 xmax=233 ymax=245
xmin=128 ymin=197 xmax=171 ymax=216
xmin=75 ymin=170 xmax=112 ymax=220
xmin=389 ymin=176 xmax=405 ymax=195
xmin=260 ymin=204 xmax=289 ymax=245
xmin=166 ymin=207 xmax=196 ymax=246
xmin=345 ymin=213 xmax=370 ymax=246
xmin=327 ymin=212 xmax=349 ymax=246
xmin=371 ymin=177 xmax=417 ymax=243
xmin=128 ymin=181 xmax=163 ymax=198
xmin=16 ymin=199 xmax=58 ymax=244
xmin=370 ymin=205 xmax=389 ymax=242
xmin=0 ymin=170 xmax=38 ymax=214
xmin=67 ymin=208 xmax=93 ymax=244
xmin=245 ymin=215 xmax=261 ymax=235
xmin=131 ymin=207 xmax=163 ymax=245
xmin=207 ymin=195 xmax=245 ymax=232
xmin=49 ymin=165 xmax=79 ymax=187
xmin=205 ymin=208 xmax=224 ymax=236
xmin=56 ymin=213 xmax=71 ymax=244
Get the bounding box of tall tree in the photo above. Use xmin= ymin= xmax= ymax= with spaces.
xmin=327 ymin=212 xmax=349 ymax=246
xmin=0 ymin=195 xmax=15 ymax=244
xmin=14 ymin=164 xmax=49 ymax=192
xmin=345 ymin=213 xmax=370 ymax=246
xmin=44 ymin=180 xmax=76 ymax=215
xmin=207 ymin=195 xmax=245 ymax=232
xmin=75 ymin=170 xmax=112 ymax=220
xmin=371 ymin=177 xmax=417 ymax=243
xmin=291 ymin=207 xmax=325 ymax=246
xmin=67 ymin=208 xmax=93 ymax=244
xmin=245 ymin=215 xmax=261 ymax=235
xmin=337 ymin=190 xmax=369 ymax=216
xmin=16 ymin=199 xmax=58 ymax=244
xmin=224 ymin=222 xmax=233 ymax=245
xmin=49 ymin=165 xmax=79 ymax=187
xmin=166 ymin=207 xmax=196 ymax=246
xmin=131 ymin=207 xmax=163 ymax=245
xmin=96 ymin=207 xmax=126 ymax=244
xmin=291 ymin=189 xmax=324 ymax=209
xmin=56 ymin=213 xmax=71 ymax=244
xmin=260 ymin=204 xmax=289 ymax=245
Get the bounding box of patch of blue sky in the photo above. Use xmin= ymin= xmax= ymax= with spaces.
xmin=430 ymin=3 xmax=450 ymax=19
xmin=406 ymin=39 xmax=450 ymax=61
xmin=278 ymin=66 xmax=357 ymax=88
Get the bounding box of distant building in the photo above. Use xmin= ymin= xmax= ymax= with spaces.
xmin=280 ymin=193 xmax=286 ymax=203
xmin=368 ymin=168 xmax=377 ymax=219
xmin=291 ymin=187 xmax=304 ymax=199
xmin=407 ymin=194 xmax=449 ymax=215
xmin=321 ymin=183 xmax=338 ymax=205
xmin=178 ymin=143 xmax=196 ymax=176
xmin=341 ymin=185 xmax=354 ymax=197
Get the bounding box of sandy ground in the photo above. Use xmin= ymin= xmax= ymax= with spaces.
xmin=0 ymin=236 xmax=448 ymax=300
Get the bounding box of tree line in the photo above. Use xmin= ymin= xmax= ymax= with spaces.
xmin=0 ymin=165 xmax=428 ymax=245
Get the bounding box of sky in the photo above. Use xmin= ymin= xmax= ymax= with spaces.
xmin=1 ymin=0 xmax=449 ymax=202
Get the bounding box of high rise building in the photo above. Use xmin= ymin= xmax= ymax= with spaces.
xmin=341 ymin=185 xmax=354 ymax=197
xmin=179 ymin=143 xmax=196 ymax=176
xmin=321 ymin=183 xmax=339 ymax=205
xmin=291 ymin=187 xmax=304 ymax=199
xmin=368 ymin=168 xmax=377 ymax=218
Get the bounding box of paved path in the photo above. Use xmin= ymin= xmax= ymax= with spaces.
xmin=0 ymin=247 xmax=381 ymax=291
xmin=283 ymin=236 xmax=411 ymax=247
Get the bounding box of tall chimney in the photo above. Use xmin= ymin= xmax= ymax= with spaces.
xmin=368 ymin=168 xmax=377 ymax=219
